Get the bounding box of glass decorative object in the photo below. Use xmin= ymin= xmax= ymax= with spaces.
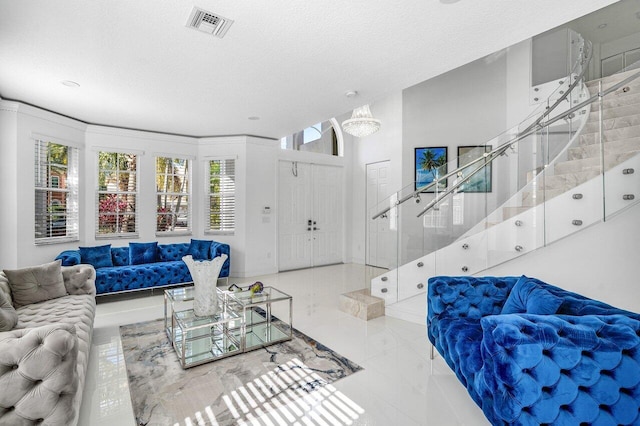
xmin=182 ymin=254 xmax=228 ymax=316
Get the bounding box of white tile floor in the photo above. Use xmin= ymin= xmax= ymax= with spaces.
xmin=78 ymin=263 xmax=489 ymax=426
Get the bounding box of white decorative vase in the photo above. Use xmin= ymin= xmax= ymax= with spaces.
xmin=182 ymin=254 xmax=228 ymax=317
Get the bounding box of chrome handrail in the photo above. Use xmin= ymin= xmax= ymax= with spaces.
xmin=372 ymin=39 xmax=593 ymax=221
xmin=520 ymin=40 xmax=593 ymax=136
xmin=371 ymin=36 xmax=629 ymax=221
xmin=416 ymin=67 xmax=640 ymax=218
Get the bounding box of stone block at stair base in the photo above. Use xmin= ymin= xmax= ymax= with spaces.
xmin=339 ymin=289 xmax=385 ymax=320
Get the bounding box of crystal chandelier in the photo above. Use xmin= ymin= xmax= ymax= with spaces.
xmin=341 ymin=104 xmax=381 ymax=138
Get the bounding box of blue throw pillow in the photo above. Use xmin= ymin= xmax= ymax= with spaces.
xmin=79 ymin=244 xmax=113 ymax=269
xmin=111 ymin=247 xmax=130 ymax=266
xmin=187 ymin=239 xmax=212 ymax=260
xmin=129 ymin=242 xmax=158 ymax=265
xmin=501 ymin=276 xmax=563 ymax=315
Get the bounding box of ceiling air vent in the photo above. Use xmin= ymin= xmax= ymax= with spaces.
xmin=186 ymin=7 xmax=233 ymax=38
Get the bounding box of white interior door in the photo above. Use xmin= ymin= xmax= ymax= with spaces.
xmin=278 ymin=161 xmax=313 ymax=271
xmin=366 ymin=161 xmax=393 ymax=268
xmin=312 ymin=164 xmax=343 ymax=266
xmin=278 ymin=161 xmax=343 ymax=271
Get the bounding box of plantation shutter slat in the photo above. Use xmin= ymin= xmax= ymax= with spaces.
xmin=34 ymin=139 xmax=79 ymax=244
xmin=207 ymin=159 xmax=235 ymax=233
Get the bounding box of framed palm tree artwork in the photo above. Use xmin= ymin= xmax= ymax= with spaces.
xmin=457 ymin=145 xmax=492 ymax=192
xmin=415 ymin=147 xmax=447 ymax=192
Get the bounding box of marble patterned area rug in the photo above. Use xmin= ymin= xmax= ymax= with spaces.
xmin=120 ymin=316 xmax=363 ymax=426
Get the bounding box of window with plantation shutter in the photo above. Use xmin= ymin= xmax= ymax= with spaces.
xmin=206 ymin=159 xmax=235 ymax=234
xmin=34 ymin=139 xmax=79 ymax=244
xmin=96 ymin=151 xmax=138 ymax=237
xmin=156 ymin=156 xmax=191 ymax=235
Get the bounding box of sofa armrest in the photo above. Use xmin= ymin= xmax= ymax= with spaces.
xmin=427 ymin=276 xmax=518 ymax=343
xmin=210 ymin=241 xmax=230 ymax=277
xmin=62 ymin=264 xmax=97 ymax=296
xmin=55 ymin=250 xmax=81 ymax=266
xmin=0 ymin=323 xmax=79 ymax=425
xmin=479 ymin=313 xmax=640 ymax=425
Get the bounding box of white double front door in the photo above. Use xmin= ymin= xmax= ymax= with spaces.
xmin=278 ymin=161 xmax=343 ymax=271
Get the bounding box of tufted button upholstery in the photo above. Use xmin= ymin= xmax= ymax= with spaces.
xmin=427 ymin=276 xmax=519 ymax=347
xmin=427 ymin=276 xmax=640 ymax=425
xmin=0 ymin=265 xmax=96 ymax=426
xmin=54 ymin=250 xmax=81 ymax=266
xmin=57 ymin=242 xmax=231 ymax=295
xmin=0 ymin=323 xmax=84 ymax=425
xmin=61 ymin=265 xmax=96 ymax=296
xmin=479 ymin=314 xmax=640 ymax=424
xmin=111 ymin=247 xmax=129 ymax=266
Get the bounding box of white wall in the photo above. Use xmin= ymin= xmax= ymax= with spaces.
xmin=0 ymin=103 xmax=287 ymax=278
xmin=0 ymin=100 xmax=347 ymax=279
xmin=348 ymin=92 xmax=404 ymax=265
xmin=2 ymin=103 xmax=88 ymax=268
xmin=399 ymin=50 xmax=510 ymax=263
xmin=483 ymin=202 xmax=640 ymax=314
xmin=244 ymin=137 xmax=280 ymax=277
xmin=0 ymin=101 xmax=20 ymax=268
xmin=84 ymin=125 xmax=198 ymax=247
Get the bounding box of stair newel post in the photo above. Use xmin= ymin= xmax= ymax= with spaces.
xmin=598 ymin=80 xmax=607 ymax=221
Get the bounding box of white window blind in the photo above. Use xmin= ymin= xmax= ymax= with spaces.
xmin=207 ymin=159 xmax=235 ymax=234
xmin=34 ymin=139 xmax=79 ymax=244
xmin=156 ymin=156 xmax=191 ymax=235
xmin=96 ymin=151 xmax=138 ymax=238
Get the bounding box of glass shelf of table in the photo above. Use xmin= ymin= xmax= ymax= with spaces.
xmin=170 ymin=308 xmax=242 ymax=368
xmin=226 ymin=287 xmax=293 ymax=352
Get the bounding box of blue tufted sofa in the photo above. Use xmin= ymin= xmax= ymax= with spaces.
xmin=55 ymin=240 xmax=230 ymax=295
xmin=427 ymin=275 xmax=640 ymax=425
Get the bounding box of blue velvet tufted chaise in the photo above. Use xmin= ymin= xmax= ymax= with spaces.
xmin=56 ymin=240 xmax=230 ymax=295
xmin=427 ymin=275 xmax=640 ymax=425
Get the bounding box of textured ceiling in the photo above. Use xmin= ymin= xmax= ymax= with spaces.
xmin=0 ymin=0 xmax=621 ymax=139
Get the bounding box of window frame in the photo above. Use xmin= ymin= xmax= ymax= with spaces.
xmin=206 ymin=158 xmax=236 ymax=235
xmin=96 ymin=151 xmax=139 ymax=239
xmin=155 ymin=156 xmax=192 ymax=236
xmin=34 ymin=139 xmax=80 ymax=245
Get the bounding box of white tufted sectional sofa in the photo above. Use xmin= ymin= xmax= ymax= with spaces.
xmin=0 ymin=264 xmax=96 ymax=426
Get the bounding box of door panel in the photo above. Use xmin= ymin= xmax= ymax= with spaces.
xmin=278 ymin=161 xmax=343 ymax=271
xmin=366 ymin=161 xmax=393 ymax=268
xmin=278 ymin=161 xmax=312 ymax=271
xmin=312 ymin=165 xmax=343 ymax=266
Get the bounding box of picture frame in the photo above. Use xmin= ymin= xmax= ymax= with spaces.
xmin=457 ymin=145 xmax=492 ymax=193
xmin=414 ymin=147 xmax=448 ymax=192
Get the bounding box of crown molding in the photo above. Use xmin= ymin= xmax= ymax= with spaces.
xmin=0 ymin=99 xmax=21 ymax=113
xmin=1 ymin=99 xmax=88 ymax=131
xmin=85 ymin=124 xmax=198 ymax=145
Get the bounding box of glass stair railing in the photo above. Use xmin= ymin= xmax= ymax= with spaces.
xmin=367 ymin=33 xmax=640 ymax=308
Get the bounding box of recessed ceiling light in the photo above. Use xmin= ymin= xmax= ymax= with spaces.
xmin=597 ymin=23 xmax=608 ymax=29
xmin=440 ymin=0 xmax=461 ymax=4
xmin=248 ymin=116 xmax=260 ymax=121
xmin=61 ymin=80 xmax=80 ymax=88
xmin=345 ymin=90 xmax=358 ymax=98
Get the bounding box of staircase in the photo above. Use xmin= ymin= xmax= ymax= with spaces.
xmin=370 ymin=67 xmax=640 ymax=325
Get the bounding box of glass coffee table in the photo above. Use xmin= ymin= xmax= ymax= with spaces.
xmin=164 ymin=285 xmax=293 ymax=368
xmin=226 ymin=286 xmax=293 ymax=352
xmin=164 ymin=286 xmax=242 ymax=368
